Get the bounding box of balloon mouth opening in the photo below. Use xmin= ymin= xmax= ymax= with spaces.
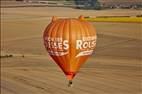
xmin=65 ymin=72 xmax=76 ymax=80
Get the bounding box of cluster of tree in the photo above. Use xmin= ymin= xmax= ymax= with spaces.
xmin=74 ymin=0 xmax=142 ymax=9
xmin=74 ymin=0 xmax=101 ymax=10
xmin=14 ymin=0 xmax=142 ymax=9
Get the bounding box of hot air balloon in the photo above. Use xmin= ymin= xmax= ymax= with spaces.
xmin=43 ymin=16 xmax=97 ymax=87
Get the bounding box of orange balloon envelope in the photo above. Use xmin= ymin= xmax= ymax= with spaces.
xmin=43 ymin=16 xmax=97 ymax=86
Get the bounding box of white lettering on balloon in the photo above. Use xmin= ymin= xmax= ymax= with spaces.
xmin=44 ymin=37 xmax=69 ymax=50
xmin=76 ymin=36 xmax=97 ymax=57
xmin=44 ymin=37 xmax=69 ymax=56
xmin=44 ymin=36 xmax=96 ymax=57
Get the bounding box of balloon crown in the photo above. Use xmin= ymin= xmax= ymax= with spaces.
xmin=51 ymin=15 xmax=85 ymax=22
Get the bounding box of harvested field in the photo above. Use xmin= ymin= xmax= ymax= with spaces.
xmin=1 ymin=7 xmax=142 ymax=94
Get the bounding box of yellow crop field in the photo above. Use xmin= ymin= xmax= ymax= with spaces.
xmin=85 ymin=17 xmax=142 ymax=23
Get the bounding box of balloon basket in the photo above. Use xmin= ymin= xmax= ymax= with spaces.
xmin=68 ymin=80 xmax=73 ymax=87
